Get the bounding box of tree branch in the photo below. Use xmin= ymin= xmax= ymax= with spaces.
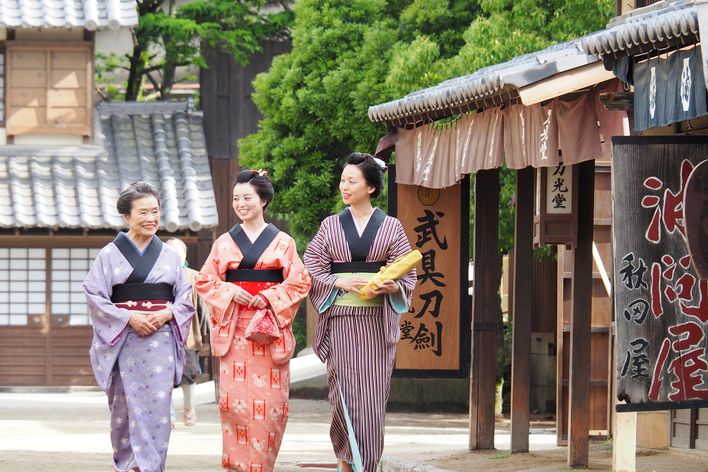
xmin=144 ymin=71 xmax=162 ymax=97
xmin=142 ymin=63 xmax=166 ymax=74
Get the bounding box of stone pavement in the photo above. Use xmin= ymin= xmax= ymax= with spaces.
xmin=1 ymin=389 xmax=707 ymax=472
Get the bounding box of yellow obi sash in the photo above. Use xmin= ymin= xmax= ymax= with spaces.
xmin=332 ymin=273 xmax=383 ymax=307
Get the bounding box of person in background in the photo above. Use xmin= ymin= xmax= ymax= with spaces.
xmin=165 ymin=237 xmax=210 ymax=427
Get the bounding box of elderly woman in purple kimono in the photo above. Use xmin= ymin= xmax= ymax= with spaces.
xmin=83 ymin=181 xmax=194 ymax=472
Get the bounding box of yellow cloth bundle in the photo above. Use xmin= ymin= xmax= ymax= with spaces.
xmin=358 ymin=250 xmax=422 ymax=300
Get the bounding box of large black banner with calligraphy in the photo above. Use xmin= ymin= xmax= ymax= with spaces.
xmin=389 ymin=170 xmax=470 ymax=377
xmin=613 ymin=136 xmax=708 ymax=412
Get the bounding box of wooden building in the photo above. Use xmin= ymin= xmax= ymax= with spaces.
xmin=580 ymin=0 xmax=708 ymax=459
xmin=0 ymin=2 xmax=218 ymax=387
xmin=368 ymin=25 xmax=625 ymax=470
xmin=370 ymin=1 xmax=708 ymax=470
xmin=200 ymin=40 xmax=291 ymax=237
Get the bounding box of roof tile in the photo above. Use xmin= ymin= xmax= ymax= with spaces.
xmin=0 ymin=0 xmax=138 ymax=30
xmin=0 ymin=101 xmax=218 ymax=232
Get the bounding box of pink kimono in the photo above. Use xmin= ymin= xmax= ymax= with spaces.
xmin=196 ymin=224 xmax=311 ymax=472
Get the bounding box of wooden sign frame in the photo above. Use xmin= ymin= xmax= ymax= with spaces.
xmin=613 ymin=135 xmax=708 ymax=412
xmin=533 ymin=164 xmax=579 ymax=247
xmin=388 ymin=166 xmax=470 ymax=378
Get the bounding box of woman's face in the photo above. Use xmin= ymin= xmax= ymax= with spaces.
xmin=340 ymin=164 xmax=374 ymax=206
xmin=124 ymin=195 xmax=160 ymax=238
xmin=233 ymin=183 xmax=266 ymax=222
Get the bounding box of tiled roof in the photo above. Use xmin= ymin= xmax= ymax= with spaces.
xmin=0 ymin=101 xmax=218 ymax=232
xmin=0 ymin=0 xmax=138 ymax=30
xmin=580 ymin=1 xmax=700 ymax=57
xmin=368 ymin=39 xmax=599 ymax=125
xmin=97 ymin=101 xmax=218 ymax=232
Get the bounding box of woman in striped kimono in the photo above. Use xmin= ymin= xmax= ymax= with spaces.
xmin=196 ymin=170 xmax=311 ymax=472
xmin=84 ymin=181 xmax=194 ymax=472
xmin=304 ymin=152 xmax=417 ymax=472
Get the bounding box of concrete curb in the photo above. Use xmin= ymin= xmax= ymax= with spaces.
xmin=380 ymin=455 xmax=451 ymax=472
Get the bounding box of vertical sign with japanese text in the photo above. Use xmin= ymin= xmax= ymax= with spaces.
xmin=546 ymin=164 xmax=573 ymax=214
xmin=391 ymin=178 xmax=470 ymax=377
xmin=613 ymin=136 xmax=708 ymax=411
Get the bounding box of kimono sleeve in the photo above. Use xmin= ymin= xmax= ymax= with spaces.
xmin=386 ymin=219 xmax=417 ymax=313
xmin=259 ymin=236 xmax=312 ymax=327
xmin=304 ymin=218 xmax=339 ymax=313
xmin=83 ymin=249 xmax=132 ymax=345
xmin=195 ymin=238 xmax=238 ymax=323
xmin=170 ymin=256 xmax=195 ymax=345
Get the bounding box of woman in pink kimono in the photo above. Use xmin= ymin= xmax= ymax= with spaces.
xmin=83 ymin=181 xmax=194 ymax=472
xmin=196 ymin=169 xmax=311 ymax=472
xmin=304 ymin=153 xmax=416 ymax=472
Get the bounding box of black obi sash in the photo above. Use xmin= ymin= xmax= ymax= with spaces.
xmin=111 ymin=233 xmax=175 ymax=303
xmin=330 ymin=208 xmax=387 ymax=274
xmin=225 ymin=223 xmax=284 ymax=283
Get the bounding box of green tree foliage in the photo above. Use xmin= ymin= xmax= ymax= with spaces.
xmin=101 ymin=0 xmax=293 ymax=101
xmin=240 ymin=0 xmax=614 ymax=247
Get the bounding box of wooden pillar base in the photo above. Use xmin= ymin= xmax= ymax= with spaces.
xmin=613 ymin=412 xmax=637 ymax=472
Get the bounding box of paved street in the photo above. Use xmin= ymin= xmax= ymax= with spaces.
xmin=2 ymin=389 xmax=708 ymax=471
xmin=0 ymin=389 xmax=473 ymax=472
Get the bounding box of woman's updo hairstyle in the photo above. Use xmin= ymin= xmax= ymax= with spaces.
xmin=116 ymin=181 xmax=161 ymax=216
xmin=233 ymin=169 xmax=275 ymax=209
xmin=346 ymin=152 xmax=386 ymax=199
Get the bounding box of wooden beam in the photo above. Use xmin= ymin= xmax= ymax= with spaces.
xmin=568 ymin=159 xmax=595 ymax=467
xmin=518 ymin=63 xmax=615 ymax=106
xmin=511 ymin=167 xmax=534 ymax=452
xmin=469 ymin=169 xmax=500 ymax=450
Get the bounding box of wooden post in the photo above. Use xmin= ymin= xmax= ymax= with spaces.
xmin=568 ymin=160 xmax=595 ymax=467
xmin=613 ymin=412 xmax=637 ymax=472
xmin=511 ymin=167 xmax=533 ymax=452
xmin=469 ymin=169 xmax=500 ymax=450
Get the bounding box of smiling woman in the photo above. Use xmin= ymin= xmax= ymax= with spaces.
xmin=305 ymin=152 xmax=417 ymax=472
xmin=196 ymin=170 xmax=311 ymax=472
xmin=83 ymin=181 xmax=195 ymax=472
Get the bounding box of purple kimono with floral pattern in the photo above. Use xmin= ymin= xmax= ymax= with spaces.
xmin=84 ymin=233 xmax=194 ymax=472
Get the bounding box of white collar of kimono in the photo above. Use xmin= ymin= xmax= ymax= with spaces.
xmin=352 ymin=208 xmax=376 ymax=236
xmin=240 ymin=222 xmax=270 ymax=243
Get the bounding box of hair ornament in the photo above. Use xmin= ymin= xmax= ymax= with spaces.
xmin=256 ymin=169 xmax=269 ymax=177
xmin=373 ymin=157 xmax=387 ymax=171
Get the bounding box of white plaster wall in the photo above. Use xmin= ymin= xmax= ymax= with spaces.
xmin=13 ymin=134 xmax=83 ymax=146
xmin=95 ymin=28 xmax=133 ymax=57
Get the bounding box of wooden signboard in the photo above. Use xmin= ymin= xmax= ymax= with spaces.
xmin=613 ymin=136 xmax=708 ymax=412
xmin=389 ymin=170 xmax=470 ymax=377
xmin=684 ymin=160 xmax=708 ymax=279
xmin=533 ymin=164 xmax=578 ymax=247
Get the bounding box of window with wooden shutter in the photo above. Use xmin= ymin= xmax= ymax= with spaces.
xmin=6 ymin=42 xmax=92 ymax=137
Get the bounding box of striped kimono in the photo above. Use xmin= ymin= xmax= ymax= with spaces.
xmin=304 ymin=208 xmax=416 ymax=472
xmin=196 ymin=224 xmax=311 ymax=472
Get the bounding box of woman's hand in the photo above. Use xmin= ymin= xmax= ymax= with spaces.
xmin=247 ymin=294 xmax=268 ymax=310
xmin=365 ymin=279 xmax=399 ymax=296
xmin=232 ymin=285 xmax=254 ymax=305
xmin=335 ymin=276 xmax=368 ymax=293
xmin=128 ymin=313 xmax=158 ymax=336
xmin=145 ymin=307 xmax=174 ymax=330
